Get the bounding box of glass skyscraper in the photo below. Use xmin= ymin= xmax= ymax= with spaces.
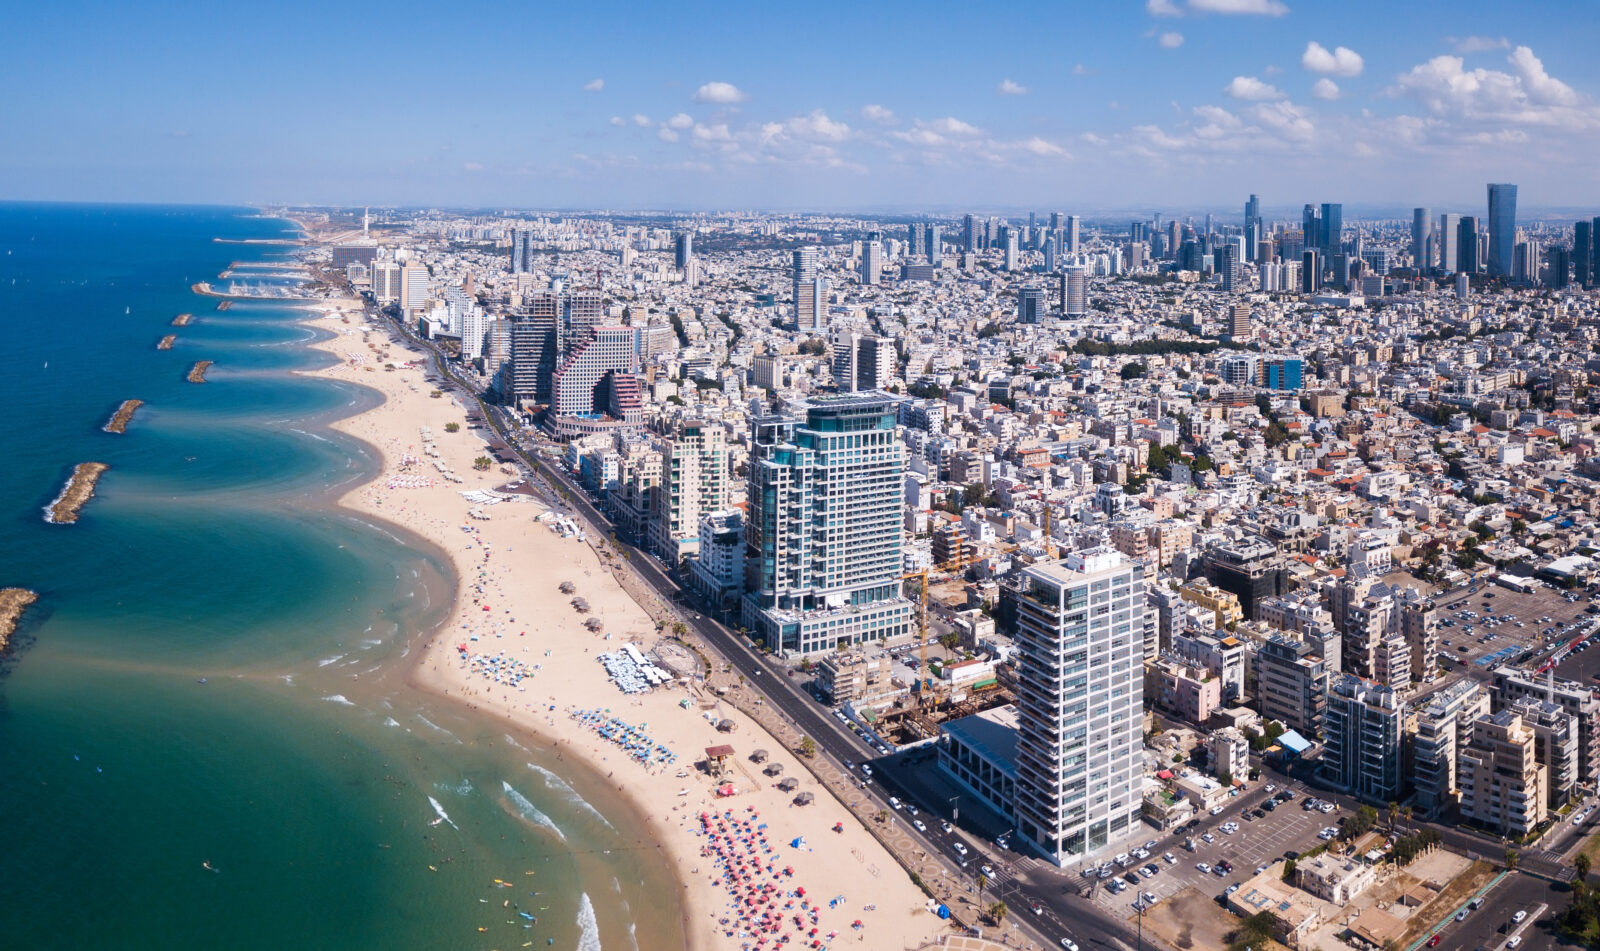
xmin=1487 ymin=183 xmax=1517 ymax=278
xmin=1320 ymin=202 xmax=1343 ymax=258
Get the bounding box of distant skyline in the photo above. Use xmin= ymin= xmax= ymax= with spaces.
xmin=4 ymin=0 xmax=1600 ymax=212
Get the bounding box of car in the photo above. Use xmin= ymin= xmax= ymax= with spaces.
xmin=1256 ymin=865 xmax=1269 ymax=875
xmin=1251 ymin=809 xmax=1266 ymax=819
xmin=1220 ymin=826 xmax=1235 ymax=836
xmin=1145 ymin=863 xmax=1161 ymax=875
xmin=1217 ymin=861 xmax=1233 ymax=872
xmin=1427 ymin=935 xmax=1442 ymax=947
xmin=860 ymin=763 xmax=871 ymax=774
xmin=913 ymin=820 xmax=926 ymax=832
xmin=1225 ymin=883 xmax=1240 ymax=895
xmin=1164 ymin=852 xmax=1177 ymax=864
xmin=1132 ymin=900 xmax=1147 ymax=912
xmin=1143 ymin=891 xmax=1157 ymax=903
xmin=889 ymin=797 xmax=902 ymax=810
xmin=1213 ymin=866 xmax=1228 ymax=877
xmin=1455 ymin=910 xmax=1468 ymax=922
xmin=1281 ymin=790 xmax=1296 ymax=800
xmin=1513 ymin=910 xmax=1527 ymax=923
xmin=1115 ymin=853 xmax=1132 ymax=867
xmin=1265 ymin=784 xmax=1276 ymax=793
xmin=1060 ymin=940 xmax=1079 ymax=951
xmin=980 ymin=865 xmax=994 ymax=878
xmin=1284 ymin=851 xmax=1299 ymax=861
xmin=907 ymin=805 xmax=918 ymax=816
xmin=941 ymin=820 xmax=953 ymax=833
xmin=1201 ymin=833 xmax=1216 ymax=843
xmin=1196 ymin=862 xmax=1211 ymax=873
xmin=1321 ymin=803 xmax=1335 ymax=813
xmin=1507 ymin=937 xmax=1522 ymax=949
xmin=1145 ymin=840 xmax=1158 ymax=851
xmin=953 ymin=842 xmax=968 ymax=856
xmin=1210 ymin=806 xmax=1224 ymax=815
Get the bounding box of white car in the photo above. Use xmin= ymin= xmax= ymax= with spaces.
xmin=913 ymin=819 xmax=926 ymax=832
xmin=941 ymin=820 xmax=953 ymax=833
xmin=1210 ymin=806 xmax=1224 ymax=816
xmin=1201 ymin=833 xmax=1216 ymax=843
xmin=1196 ymin=862 xmax=1211 ymax=873
xmin=1513 ymin=910 xmax=1528 ymax=923
xmin=1164 ymin=852 xmax=1178 ymax=864
xmin=953 ymin=842 xmax=968 ymax=856
xmin=1060 ymin=940 xmax=1079 ymax=951
xmin=980 ymin=865 xmax=995 ymax=878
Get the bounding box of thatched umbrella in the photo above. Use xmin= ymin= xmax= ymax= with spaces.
xmin=572 ymin=598 xmax=590 ymax=612
xmin=794 ymin=792 xmax=814 ymax=805
xmin=716 ymin=718 xmax=737 ymax=733
xmin=585 ymin=618 xmax=604 ymax=633
xmin=750 ymin=749 xmax=769 ymax=764
xmin=559 ymin=581 xmax=576 ymax=594
xmin=777 ymin=777 xmax=799 ymax=792
xmin=764 ymin=762 xmax=784 ymax=776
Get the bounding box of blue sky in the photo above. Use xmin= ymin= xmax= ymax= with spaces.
xmin=4 ymin=0 xmax=1600 ymax=214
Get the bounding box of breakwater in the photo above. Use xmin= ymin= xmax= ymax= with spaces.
xmin=45 ymin=462 xmax=108 ymax=524
xmin=103 ymin=400 xmax=143 ymax=433
xmin=0 ymin=587 xmax=38 ymax=654
xmin=187 ymin=361 xmax=212 ymax=383
xmin=157 ymin=335 xmax=176 ymax=350
xmin=172 ymin=313 xmax=193 ymax=326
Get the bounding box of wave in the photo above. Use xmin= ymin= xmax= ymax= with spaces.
xmin=426 ymin=795 xmax=458 ymax=830
xmin=502 ymin=781 xmax=566 ymax=842
xmin=317 ymin=654 xmax=344 ymax=667
xmin=383 ymin=717 xmax=401 ymax=728
xmin=436 ymin=778 xmax=473 ymax=797
xmin=575 ymin=893 xmax=602 ymax=951
xmin=527 ymin=763 xmax=615 ymax=831
xmin=503 ymin=734 xmax=528 ymax=752
xmin=416 ymin=715 xmax=459 ymax=743
xmin=321 ymin=694 xmax=355 ymax=706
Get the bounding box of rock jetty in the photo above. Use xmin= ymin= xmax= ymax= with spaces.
xmin=46 ymin=462 xmax=108 ymax=524
xmin=104 ymin=399 xmax=143 ymax=433
xmin=0 ymin=588 xmax=38 ymax=655
xmin=157 ymin=335 xmax=176 ymax=350
xmin=172 ymin=313 xmax=193 ymax=326
xmin=187 ymin=361 xmax=212 ymax=383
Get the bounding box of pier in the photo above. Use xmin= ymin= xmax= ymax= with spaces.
xmin=187 ymin=361 xmax=212 ymax=383
xmin=171 ymin=313 xmax=193 ymax=326
xmin=157 ymin=335 xmax=176 ymax=350
xmin=217 ymin=300 xmax=232 ymax=311
xmin=0 ymin=588 xmax=38 ymax=655
xmin=47 ymin=463 xmax=108 ymax=524
xmin=104 ymin=400 xmax=143 ymax=433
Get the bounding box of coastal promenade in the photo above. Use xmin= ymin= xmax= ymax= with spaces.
xmin=380 ymin=310 xmax=1152 ymax=951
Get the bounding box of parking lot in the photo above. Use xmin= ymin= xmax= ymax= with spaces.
xmin=1433 ymin=580 xmax=1597 ymax=674
xmin=1085 ymin=777 xmax=1338 ymax=920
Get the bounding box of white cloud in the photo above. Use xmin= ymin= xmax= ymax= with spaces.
xmin=1073 ymin=63 xmax=1094 ymax=76
xmin=608 ymin=116 xmax=624 ymax=126
xmin=463 ymin=162 xmax=483 ymax=172
xmin=1193 ymin=104 xmax=1243 ymax=128
xmin=666 ymin=113 xmax=694 ymax=130
xmin=1081 ymin=132 xmax=1109 ymax=146
xmin=1147 ymin=0 xmax=1182 ymax=15
xmin=998 ymin=78 xmax=1029 ymax=95
xmin=692 ymin=123 xmax=733 ymax=142
xmin=1159 ymin=31 xmax=1185 ymax=48
xmin=658 ymin=127 xmax=680 ymax=143
xmin=927 ymin=116 xmax=981 ymax=136
xmin=1391 ymin=46 xmax=1596 ymax=129
xmin=693 ymin=81 xmax=748 ymax=104
xmin=632 ymin=114 xmax=651 ymax=127
xmin=786 ymin=109 xmax=851 ymax=141
xmin=1311 ymin=78 xmax=1341 ymax=100
xmin=1021 ymin=137 xmax=1070 ymax=157
xmin=861 ymin=104 xmax=896 ymax=123
xmin=582 ymin=78 xmax=604 ymax=92
xmin=1225 ymin=76 xmax=1285 ymax=100
xmin=1189 ymin=0 xmax=1289 ymax=14
xmin=1449 ymin=35 xmax=1510 ymax=54
xmin=1250 ymin=100 xmax=1314 ymax=141
xmin=1302 ymin=41 xmax=1364 ymax=77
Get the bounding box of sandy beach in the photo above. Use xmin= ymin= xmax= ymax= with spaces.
xmin=298 ymin=305 xmax=947 ymax=951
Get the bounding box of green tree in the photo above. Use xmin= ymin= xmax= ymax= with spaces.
xmin=444 ymin=421 xmax=460 ymax=433
xmin=976 ymin=872 xmax=989 ymax=897
xmin=1505 ymin=848 xmax=1520 ymax=870
xmin=987 ymin=901 xmax=1008 ymax=924
xmin=1282 ymin=859 xmax=1297 ymax=881
xmin=671 ymin=622 xmax=688 ymax=637
xmin=798 ymin=736 xmax=816 ymax=758
xmin=1579 ymin=852 xmax=1593 ymax=884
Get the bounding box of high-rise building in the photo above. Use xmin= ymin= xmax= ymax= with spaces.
xmin=1017 ymin=285 xmax=1045 ymax=323
xmin=962 ymin=214 xmax=978 ymax=252
xmin=1262 ymin=354 xmax=1303 ymax=390
xmin=1491 ymin=666 xmax=1600 ymax=785
xmin=859 ymin=240 xmax=883 ymax=286
xmin=925 ymin=224 xmax=941 ymax=263
xmin=1013 ymin=549 xmax=1148 ymax=865
xmin=1257 ymin=634 xmax=1329 ymax=738
xmin=1320 ymin=202 xmax=1343 ymax=259
xmin=1004 ymin=233 xmax=1020 ymax=271
xmin=674 ymin=231 xmax=693 ymax=271
xmin=1459 ymin=710 xmax=1547 ymax=838
xmin=831 ymin=332 xmax=895 ymax=393
xmin=372 ymin=262 xmax=402 ymax=303
xmin=564 ymin=289 xmax=604 ymax=341
xmin=1302 ymin=204 xmax=1320 ymax=255
xmin=1508 ymin=696 xmax=1581 ymax=810
xmin=1410 ymin=679 xmax=1490 ymax=818
xmin=1322 ymin=675 xmax=1405 ymax=803
xmin=551 ymin=326 xmax=638 ymax=417
xmin=1227 ymin=301 xmax=1250 ymax=339
xmin=1130 ymin=221 xmax=1146 ymax=244
xmin=792 ymin=247 xmax=822 ymax=328
xmin=1458 ymin=216 xmax=1480 ymax=273
xmin=742 ymin=395 xmax=914 ymax=655
xmin=510 ymin=228 xmax=534 ymax=274
xmin=1202 ymin=536 xmax=1285 ymax=620
xmin=1066 ymin=215 xmax=1081 ymax=255
xmin=1437 ymin=213 xmax=1461 ymax=274
xmin=460 ymin=305 xmax=489 ymax=362
xmin=1244 ymin=193 xmax=1261 ymax=261
xmin=1301 ymin=250 xmax=1321 ymax=293
xmin=1217 ymin=244 xmax=1241 ymax=294
xmin=1412 ymin=207 xmax=1432 ymax=270
xmin=648 ymin=419 xmax=729 ymax=564
xmin=509 ymin=304 xmax=561 ymax=405
xmin=1575 ymin=221 xmax=1593 ymax=287
xmin=1064 ymin=266 xmax=1089 ymax=316
xmin=1041 ymin=236 xmax=1058 ymax=273
xmin=906 ymin=222 xmax=924 ymax=258
xmin=1486 ymin=183 xmax=1518 ymax=278
xmin=399 ymin=264 xmax=429 ymax=314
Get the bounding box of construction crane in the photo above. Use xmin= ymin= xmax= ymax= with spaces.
xmin=901 ymin=567 xmax=933 ymax=700
xmin=1041 ymin=501 xmax=1059 ymax=560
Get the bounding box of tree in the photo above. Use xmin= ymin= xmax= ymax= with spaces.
xmin=987 ymin=901 xmax=1008 ymax=924
xmin=1505 ymin=848 xmax=1520 ymax=870
xmin=1578 ymin=852 xmax=1592 ymax=884
xmin=444 ymin=421 xmax=461 ymax=433
xmin=799 ymin=736 xmax=816 ymax=758
xmin=976 ymin=872 xmax=989 ymax=897
xmin=1217 ymin=771 xmax=1233 ymax=788
xmin=876 ymin=809 xmax=890 ymax=824
xmin=671 ymin=622 xmax=688 ymax=637
xmin=473 ymin=455 xmax=492 ymax=471
xmin=1388 ymin=801 xmax=1400 ymax=833
xmin=1120 ymin=362 xmax=1146 ymax=380
xmin=1282 ymin=859 xmax=1297 ymax=881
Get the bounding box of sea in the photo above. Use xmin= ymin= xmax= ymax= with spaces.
xmin=0 ymin=203 xmax=682 ymax=950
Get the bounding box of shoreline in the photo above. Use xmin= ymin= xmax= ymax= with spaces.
xmin=45 ymin=462 xmax=108 ymax=524
xmin=292 ymin=303 xmax=942 ymax=951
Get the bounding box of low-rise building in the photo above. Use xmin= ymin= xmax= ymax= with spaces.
xmin=1295 ymin=854 xmax=1377 ymax=904
xmin=938 ymin=704 xmax=1019 ymax=820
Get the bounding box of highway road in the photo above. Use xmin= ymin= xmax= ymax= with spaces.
xmin=381 ymin=312 xmax=1168 ymax=951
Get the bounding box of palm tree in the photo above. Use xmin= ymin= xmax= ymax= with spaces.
xmin=976 ymin=872 xmax=989 ymax=898
xmin=1505 ymin=849 xmax=1520 ymax=870
xmin=987 ymin=900 xmax=1008 ymax=924
xmin=1577 ymin=852 xmax=1592 ymax=883
xmin=799 ymin=736 xmax=816 ymax=758
xmin=1388 ymin=801 xmax=1400 ymax=834
xmin=1401 ymin=805 xmax=1413 ymax=834
xmin=671 ymin=621 xmax=687 ymax=638
xmin=876 ymin=809 xmax=890 ymax=824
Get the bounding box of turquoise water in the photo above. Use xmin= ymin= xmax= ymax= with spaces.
xmin=0 ymin=204 xmax=682 ymax=950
